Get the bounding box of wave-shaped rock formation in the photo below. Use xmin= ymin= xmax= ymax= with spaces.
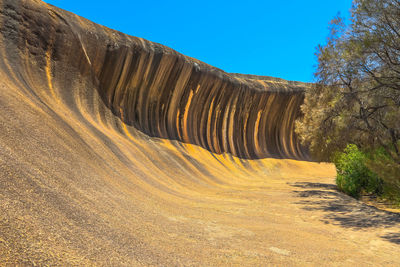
xmin=2 ymin=0 xmax=400 ymax=266
xmin=3 ymin=0 xmax=310 ymax=160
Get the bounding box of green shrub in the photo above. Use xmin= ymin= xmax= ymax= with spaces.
xmin=366 ymin=147 xmax=400 ymax=204
xmin=333 ymin=144 xmax=382 ymax=199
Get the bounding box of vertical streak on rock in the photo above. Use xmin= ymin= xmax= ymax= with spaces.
xmin=182 ymin=89 xmax=194 ymax=143
xmin=45 ymin=43 xmax=57 ymax=102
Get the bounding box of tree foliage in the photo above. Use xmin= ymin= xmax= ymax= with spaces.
xmin=296 ymin=0 xmax=400 ymax=165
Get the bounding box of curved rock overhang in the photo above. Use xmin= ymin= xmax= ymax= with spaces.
xmin=0 ymin=0 xmax=310 ymax=160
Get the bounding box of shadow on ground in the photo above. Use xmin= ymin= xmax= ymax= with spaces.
xmin=289 ymin=182 xmax=400 ymax=245
xmin=381 ymin=232 xmax=400 ymax=244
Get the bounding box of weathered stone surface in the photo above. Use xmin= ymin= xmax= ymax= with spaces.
xmin=1 ymin=0 xmax=309 ymax=160
xmin=0 ymin=0 xmax=399 ymax=266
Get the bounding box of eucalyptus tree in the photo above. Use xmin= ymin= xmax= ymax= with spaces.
xmin=297 ymin=0 xmax=400 ymax=162
xmin=296 ymin=0 xmax=400 ymax=189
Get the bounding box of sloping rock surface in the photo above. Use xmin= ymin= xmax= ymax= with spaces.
xmin=0 ymin=1 xmax=399 ymax=266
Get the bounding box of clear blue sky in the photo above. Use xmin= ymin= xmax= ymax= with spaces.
xmin=43 ymin=0 xmax=352 ymax=82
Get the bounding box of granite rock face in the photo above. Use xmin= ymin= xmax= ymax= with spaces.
xmin=2 ymin=1 xmax=399 ymax=266
xmin=1 ymin=0 xmax=309 ymax=160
